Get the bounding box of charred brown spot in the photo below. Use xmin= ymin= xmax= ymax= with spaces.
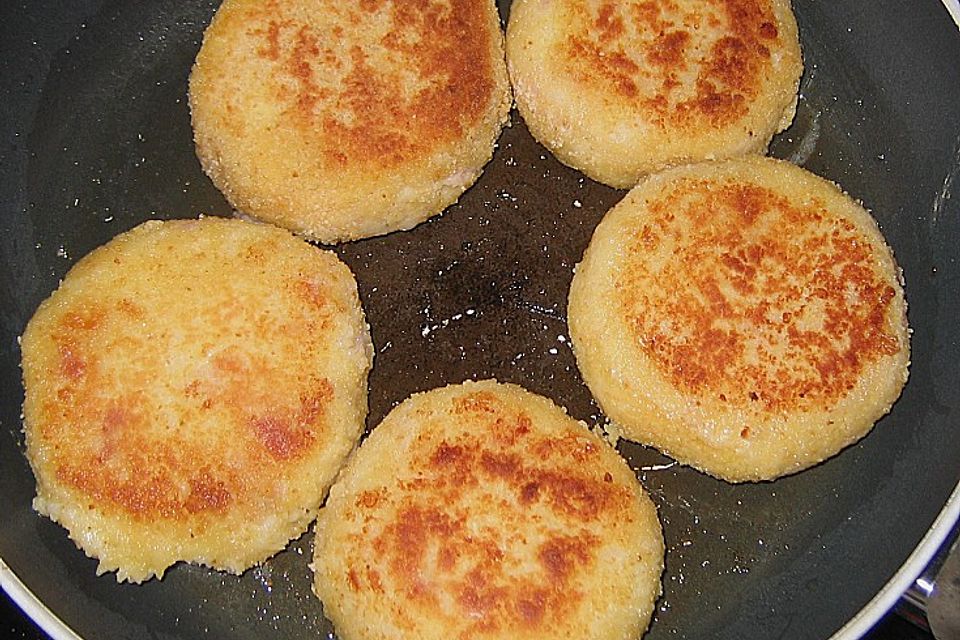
xmin=250 ymin=380 xmax=331 ymax=460
xmin=427 ymin=440 xmax=480 ymax=489
xmin=366 ymin=567 xmax=384 ymax=593
xmin=115 ymin=299 xmax=144 ymax=319
xmin=536 ymin=472 xmax=611 ymax=519
xmin=646 ymin=30 xmax=690 ymax=68
xmin=759 ymin=21 xmax=778 ymax=39
xmin=347 ymin=568 xmax=362 ymax=592
xmin=251 ymin=414 xmax=301 ymax=459
xmin=378 ymin=504 xmax=460 ymax=604
xmin=58 ymin=460 xmax=235 ymax=519
xmin=356 ymin=488 xmax=387 ymax=509
xmin=61 ymin=309 xmax=103 ymax=332
xmin=538 ymin=533 xmax=595 ymax=581
xmin=562 ymin=0 xmax=787 ymax=128
xmin=595 ymin=1 xmax=626 ymax=43
xmin=291 ymin=279 xmax=329 ymax=314
xmin=430 ymin=441 xmax=468 ymax=466
xmin=184 ymin=471 xmax=232 ymax=514
xmin=479 ymin=450 xmax=524 ymax=480
xmin=246 ymin=0 xmax=498 ymax=169
xmin=54 ymin=309 xmax=104 ymax=379
xmin=454 ymin=390 xmax=500 ymax=414
xmin=515 ymin=589 xmax=548 ymax=626
xmin=520 ymin=481 xmax=540 ymax=504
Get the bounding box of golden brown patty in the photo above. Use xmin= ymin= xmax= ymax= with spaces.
xmin=189 ymin=0 xmax=512 ymax=243
xmin=568 ymin=157 xmax=910 ymax=482
xmin=312 ymin=380 xmax=664 ymax=640
xmin=21 ymin=217 xmax=373 ymax=582
xmin=506 ymin=0 xmax=803 ymax=188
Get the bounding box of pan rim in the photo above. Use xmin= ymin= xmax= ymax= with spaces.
xmin=830 ymin=486 xmax=960 ymax=638
xmin=2 ymin=483 xmax=959 ymax=640
xmin=1 ymin=558 xmax=81 ymax=640
xmin=829 ymin=4 xmax=960 ymax=638
xmin=944 ymin=0 xmax=960 ymax=24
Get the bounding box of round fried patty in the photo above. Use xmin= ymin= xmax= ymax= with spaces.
xmin=189 ymin=0 xmax=512 ymax=242
xmin=506 ymin=0 xmax=802 ymax=188
xmin=568 ymin=157 xmax=910 ymax=482
xmin=312 ymin=380 xmax=664 ymax=640
xmin=21 ymin=217 xmax=373 ymax=582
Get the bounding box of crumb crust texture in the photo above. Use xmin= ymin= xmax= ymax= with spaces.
xmin=568 ymin=157 xmax=910 ymax=482
xmin=313 ymin=379 xmax=664 ymax=640
xmin=507 ymin=0 xmax=803 ymax=188
xmin=190 ymin=0 xmax=512 ymax=242
xmin=21 ymin=216 xmax=373 ymax=581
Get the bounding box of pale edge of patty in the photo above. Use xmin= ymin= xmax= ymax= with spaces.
xmin=568 ymin=157 xmax=910 ymax=482
xmin=21 ymin=217 xmax=374 ymax=582
xmin=312 ymin=379 xmax=664 ymax=640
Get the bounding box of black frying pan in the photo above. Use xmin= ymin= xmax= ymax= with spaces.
xmin=2 ymin=1 xmax=959 ymax=639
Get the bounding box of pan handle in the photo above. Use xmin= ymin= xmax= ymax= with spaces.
xmin=898 ymin=524 xmax=960 ymax=639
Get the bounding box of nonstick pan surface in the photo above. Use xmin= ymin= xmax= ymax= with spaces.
xmin=2 ymin=1 xmax=959 ymax=639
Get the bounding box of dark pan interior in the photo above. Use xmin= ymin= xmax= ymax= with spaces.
xmin=1 ymin=1 xmax=959 ymax=638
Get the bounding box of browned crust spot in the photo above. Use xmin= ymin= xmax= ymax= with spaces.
xmin=618 ymin=179 xmax=902 ymax=413
xmin=562 ymin=0 xmax=782 ymax=129
xmin=240 ymin=0 xmax=497 ymax=169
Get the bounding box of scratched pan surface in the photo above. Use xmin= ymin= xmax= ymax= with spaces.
xmin=1 ymin=0 xmax=959 ymax=638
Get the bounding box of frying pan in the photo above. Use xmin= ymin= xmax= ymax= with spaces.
xmin=1 ymin=0 xmax=959 ymax=638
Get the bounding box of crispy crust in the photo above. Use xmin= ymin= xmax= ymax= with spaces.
xmin=189 ymin=0 xmax=512 ymax=242
xmin=313 ymin=380 xmax=664 ymax=640
xmin=568 ymin=157 xmax=910 ymax=482
xmin=507 ymin=0 xmax=802 ymax=188
xmin=21 ymin=217 xmax=373 ymax=581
